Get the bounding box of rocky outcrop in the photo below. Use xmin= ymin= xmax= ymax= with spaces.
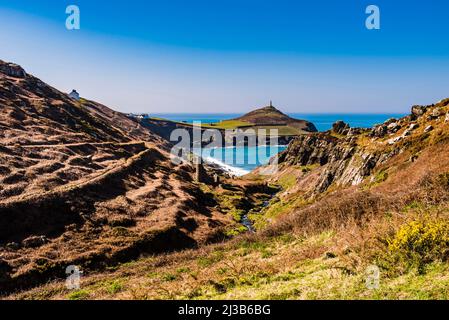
xmin=278 ymin=133 xmax=356 ymax=167
xmin=277 ymin=132 xmax=395 ymax=195
xmin=276 ymin=99 xmax=449 ymax=196
xmin=370 ymin=124 xmax=388 ymax=138
xmin=0 ymin=61 xmax=26 ymax=78
xmin=332 ymin=121 xmax=350 ymax=135
xmin=411 ymin=105 xmax=427 ymax=119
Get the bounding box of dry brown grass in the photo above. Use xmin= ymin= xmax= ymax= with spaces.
xmin=0 ymin=64 xmax=236 ymax=295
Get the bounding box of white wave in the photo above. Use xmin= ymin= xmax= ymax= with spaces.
xmin=199 ymin=145 xmax=288 ymax=152
xmin=202 ymin=156 xmax=250 ymax=177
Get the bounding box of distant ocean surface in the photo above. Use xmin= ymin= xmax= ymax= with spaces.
xmin=154 ymin=113 xmax=405 ymax=175
xmin=152 ymin=113 xmax=405 ymax=132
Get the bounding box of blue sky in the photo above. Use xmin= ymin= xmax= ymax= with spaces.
xmin=1 ymin=0 xmax=449 ymax=113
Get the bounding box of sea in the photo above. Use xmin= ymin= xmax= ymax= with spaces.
xmin=153 ymin=113 xmax=405 ymax=176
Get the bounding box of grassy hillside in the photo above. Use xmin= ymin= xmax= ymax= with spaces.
xmin=0 ymin=60 xmax=236 ymax=295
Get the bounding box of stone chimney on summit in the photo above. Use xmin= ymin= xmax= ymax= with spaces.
xmin=69 ymin=89 xmax=80 ymax=101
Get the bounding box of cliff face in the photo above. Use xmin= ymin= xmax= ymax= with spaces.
xmin=276 ymin=98 xmax=449 ymax=196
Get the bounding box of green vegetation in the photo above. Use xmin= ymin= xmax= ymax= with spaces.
xmin=106 ymin=280 xmax=124 ymax=294
xmin=199 ymin=182 xmax=277 ymax=235
xmin=197 ymin=250 xmax=225 ymax=268
xmin=296 ymin=164 xmax=320 ymax=173
xmin=225 ymin=225 xmax=249 ymax=237
xmin=365 ymin=169 xmax=389 ymax=189
xmin=277 ymin=174 xmax=297 ymax=190
xmin=386 ymin=218 xmax=449 ymax=273
xmin=252 ymin=125 xmax=304 ymax=136
xmin=205 ymin=120 xmax=253 ymax=129
xmin=67 ymin=289 xmax=91 ymax=300
xmin=161 ymin=273 xmax=178 ymax=282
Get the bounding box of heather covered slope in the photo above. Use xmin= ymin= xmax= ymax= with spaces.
xmin=0 ymin=60 xmax=236 ymax=293
xmin=9 ymin=98 xmax=449 ymax=300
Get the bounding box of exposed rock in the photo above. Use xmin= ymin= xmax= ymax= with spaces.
xmin=402 ymin=129 xmax=411 ymax=137
xmin=0 ymin=62 xmax=26 ymax=78
xmin=277 ymin=134 xmax=356 ymax=168
xmin=388 ymin=136 xmax=403 ymax=145
xmin=387 ymin=122 xmax=401 ymax=133
xmin=324 ymin=252 xmax=337 ymax=259
xmin=409 ymin=123 xmax=419 ymax=131
xmin=370 ymin=125 xmax=387 ymax=138
xmin=384 ymin=118 xmax=397 ymax=125
xmin=431 ymin=108 xmax=442 ymax=118
xmin=22 ymin=235 xmax=48 ymax=248
xmin=332 ymin=121 xmax=350 ymax=135
xmin=411 ymin=105 xmax=427 ymax=118
xmin=278 ymin=132 xmax=394 ymax=195
xmin=445 ymin=113 xmax=449 ymax=123
xmin=6 ymin=242 xmax=20 ymax=250
xmin=424 ymin=125 xmax=434 ymax=133
xmin=347 ymin=127 xmax=362 ymax=136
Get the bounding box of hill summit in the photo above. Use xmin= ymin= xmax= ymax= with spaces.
xmin=235 ymin=103 xmax=317 ymax=132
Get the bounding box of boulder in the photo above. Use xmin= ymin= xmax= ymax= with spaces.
xmin=6 ymin=242 xmax=20 ymax=250
xmin=324 ymin=252 xmax=337 ymax=259
xmin=445 ymin=113 xmax=449 ymax=123
xmin=387 ymin=122 xmax=401 ymax=133
xmin=370 ymin=125 xmax=388 ymax=138
xmin=424 ymin=125 xmax=434 ymax=133
xmin=409 ymin=154 xmax=419 ymax=162
xmin=409 ymin=123 xmax=419 ymax=130
xmin=332 ymin=121 xmax=350 ymax=135
xmin=411 ymin=105 xmax=427 ymax=118
xmin=22 ymin=235 xmax=48 ymax=248
xmin=388 ymin=136 xmax=403 ymax=145
xmin=431 ymin=108 xmax=442 ymax=119
xmin=402 ymin=129 xmax=411 ymax=137
xmin=384 ymin=118 xmax=397 ymax=124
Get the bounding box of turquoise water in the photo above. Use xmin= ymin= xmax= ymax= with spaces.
xmin=159 ymin=113 xmax=405 ymax=174
xmin=194 ymin=145 xmax=287 ymax=176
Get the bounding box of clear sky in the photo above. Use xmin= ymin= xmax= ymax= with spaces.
xmin=1 ymin=0 xmax=449 ymax=113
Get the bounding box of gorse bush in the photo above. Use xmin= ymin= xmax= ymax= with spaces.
xmin=387 ymin=218 xmax=449 ymax=273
